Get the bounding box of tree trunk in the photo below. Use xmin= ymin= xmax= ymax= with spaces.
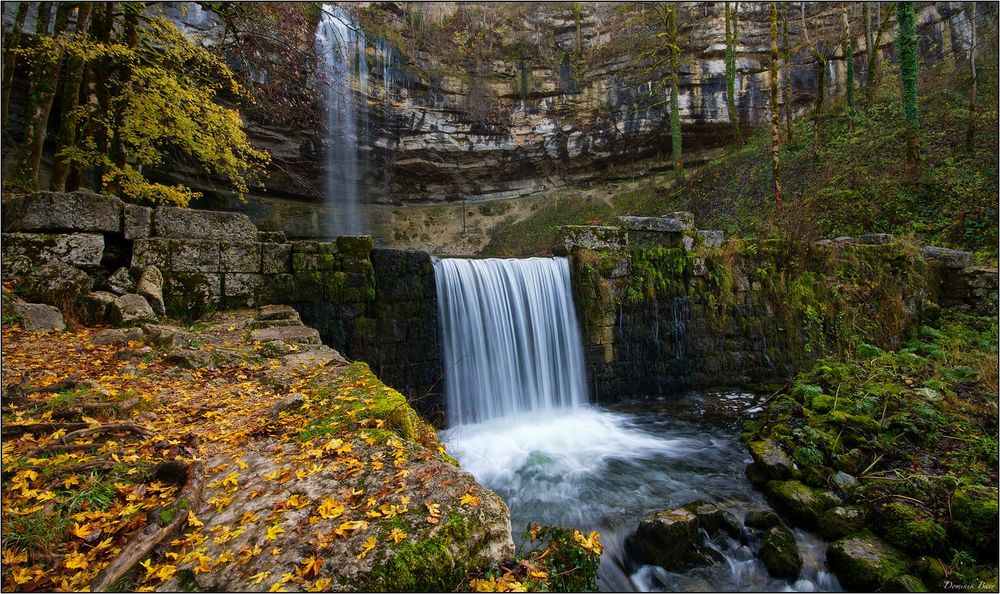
xmin=782 ymin=5 xmax=793 ymax=144
xmin=896 ymin=1 xmax=920 ymax=166
xmin=770 ymin=2 xmax=781 ymax=211
xmin=965 ymin=2 xmax=976 ymax=152
xmin=51 ymin=3 xmax=94 ymax=191
xmin=91 ymin=2 xmax=116 ymax=193
xmin=1 ymin=2 xmax=30 ymax=123
xmin=869 ymin=2 xmax=882 ymax=88
xmin=813 ymin=58 xmax=825 ymax=160
xmin=864 ymin=3 xmax=874 ymax=87
xmin=724 ymin=2 xmax=741 ymax=143
xmin=668 ymin=4 xmax=683 ymax=182
xmin=842 ymin=4 xmax=855 ymax=110
xmin=17 ymin=3 xmax=70 ymax=191
xmin=107 ymin=3 xmax=142 ymax=195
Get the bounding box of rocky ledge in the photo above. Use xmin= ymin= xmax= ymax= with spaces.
xmin=0 ymin=305 xmax=512 ymax=592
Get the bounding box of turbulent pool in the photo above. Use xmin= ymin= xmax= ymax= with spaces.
xmin=442 ymin=394 xmax=843 ymax=592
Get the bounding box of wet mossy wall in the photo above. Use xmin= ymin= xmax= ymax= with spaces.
xmin=570 ymin=239 xmax=948 ymax=402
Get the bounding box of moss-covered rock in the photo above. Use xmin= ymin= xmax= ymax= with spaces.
xmin=888 ymin=574 xmax=929 ymax=592
xmin=826 ymin=533 xmax=909 ymax=592
xmin=817 ymin=506 xmax=865 ymax=541
xmin=625 ymin=500 xmax=728 ymax=571
xmin=952 ymin=486 xmax=999 ymax=558
xmin=760 ymin=525 xmax=802 ymax=580
xmin=744 ymin=510 xmax=782 ymax=531
xmin=765 ymin=480 xmax=839 ymax=529
xmin=748 ymin=440 xmax=797 ymax=480
xmin=878 ymin=503 xmax=948 ymax=557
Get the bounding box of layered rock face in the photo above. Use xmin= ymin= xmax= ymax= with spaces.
xmin=159 ymin=1 xmax=978 ymax=208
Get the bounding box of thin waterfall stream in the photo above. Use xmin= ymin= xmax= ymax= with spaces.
xmin=434 ymin=257 xmax=841 ymax=592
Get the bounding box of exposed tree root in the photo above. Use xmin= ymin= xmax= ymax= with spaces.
xmin=27 ymin=423 xmax=153 ymax=457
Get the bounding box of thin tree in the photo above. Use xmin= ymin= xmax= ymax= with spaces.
xmin=782 ymin=5 xmax=794 ymax=144
xmin=864 ymin=2 xmax=874 ymax=87
xmin=896 ymin=1 xmax=920 ymax=166
xmin=51 ymin=3 xmax=94 ymax=191
xmin=17 ymin=3 xmax=71 ymax=190
xmin=965 ymin=2 xmax=977 ymax=152
xmin=841 ymin=3 xmax=855 ymax=111
xmin=667 ymin=4 xmax=683 ymax=182
xmin=770 ymin=2 xmax=782 ymax=210
xmin=1 ymin=2 xmax=30 ymax=123
xmin=724 ymin=2 xmax=741 ymax=143
xmin=801 ymin=3 xmax=828 ymax=159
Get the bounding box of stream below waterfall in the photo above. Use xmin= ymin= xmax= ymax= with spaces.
xmin=442 ymin=392 xmax=843 ymax=592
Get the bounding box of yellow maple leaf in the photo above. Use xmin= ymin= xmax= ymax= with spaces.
xmin=299 ymin=555 xmax=323 ymax=578
xmin=335 ymin=442 xmax=353 ymax=455
xmin=459 ymin=493 xmax=480 ymax=507
xmin=425 ymin=502 xmax=441 ymax=517
xmin=71 ymin=522 xmax=96 ymax=539
xmin=193 ymin=555 xmax=212 ymax=575
xmin=388 ymin=528 xmax=407 ymax=544
xmin=2 ymin=548 xmax=28 ymax=565
xmin=64 ymin=552 xmax=89 ymax=569
xmin=187 ymin=511 xmax=204 ymax=528
xmin=356 ymin=536 xmax=377 ymax=560
xmin=308 ymin=577 xmax=333 ymax=592
xmin=11 ymin=567 xmax=35 ymax=585
xmin=63 ymin=475 xmax=81 ymax=489
xmin=266 ymin=524 xmax=285 ymax=540
xmin=286 ymin=494 xmax=309 ymax=508
xmin=248 ymin=571 xmax=271 ymax=585
xmin=155 ymin=565 xmax=177 ymax=581
xmin=221 ymin=472 xmax=239 ymax=490
xmin=316 ymin=497 xmax=345 ymax=520
xmin=573 ymin=530 xmax=603 ymax=554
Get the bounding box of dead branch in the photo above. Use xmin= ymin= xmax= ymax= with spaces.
xmin=2 ymin=422 xmax=90 ymax=438
xmin=26 ymin=423 xmax=153 ymax=457
xmin=90 ymin=461 xmax=205 ymax=592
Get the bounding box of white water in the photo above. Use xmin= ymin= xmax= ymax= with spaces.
xmin=315 ymin=5 xmax=368 ymax=236
xmin=433 ymin=257 xmax=588 ymax=426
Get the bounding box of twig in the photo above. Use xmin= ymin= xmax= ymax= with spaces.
xmin=859 ymin=453 xmax=884 ymax=476
xmin=29 ymin=373 xmax=84 ymax=394
xmin=2 ymin=422 xmax=90 ymax=438
xmin=90 ymin=461 xmax=205 ymax=592
xmin=27 ymin=424 xmax=153 ymax=457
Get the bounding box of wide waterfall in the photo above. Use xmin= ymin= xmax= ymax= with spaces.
xmin=433 ymin=257 xmax=588 ymax=426
xmin=315 ymin=5 xmax=368 ymax=236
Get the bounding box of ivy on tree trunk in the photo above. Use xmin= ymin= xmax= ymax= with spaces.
xmin=769 ymin=2 xmax=782 ymax=210
xmin=896 ymin=1 xmax=920 ymax=166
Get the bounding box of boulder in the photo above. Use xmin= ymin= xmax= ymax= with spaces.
xmin=80 ymin=291 xmax=117 ymax=325
xmin=817 ymin=506 xmax=865 ymax=541
xmin=91 ymin=327 xmax=145 ymax=345
xmin=951 ymin=486 xmax=998 ymax=557
xmin=257 ymin=304 xmax=301 ymax=322
xmin=164 ymin=348 xmax=212 ymax=369
xmin=2 ymin=191 xmax=122 ymax=233
xmin=9 ymin=302 xmax=65 ymax=331
xmin=877 ymin=502 xmax=947 ymax=557
xmin=744 ymin=510 xmax=782 ymax=531
xmin=142 ymin=324 xmax=195 ymax=350
xmin=748 ymin=440 xmax=796 ymax=480
xmin=920 ymin=246 xmax=973 ymax=269
xmin=105 ymin=267 xmax=135 ymax=295
xmin=110 ymin=294 xmax=157 ymax=327
xmin=251 ymin=325 xmax=321 ymax=345
xmin=662 ymin=211 xmax=695 ymax=230
xmin=826 ymin=533 xmax=908 ymax=592
xmin=859 ymin=233 xmax=894 ymax=245
xmin=765 ymin=480 xmax=840 ymax=529
xmin=136 ymin=265 xmax=165 ymax=317
xmin=830 ymin=470 xmax=859 ymax=492
xmin=625 ymin=500 xmax=727 ymax=571
xmin=1 ymin=232 xmax=105 ymax=268
xmin=20 ymin=260 xmax=94 ymax=306
xmin=759 ymin=525 xmax=802 ymax=580
xmin=153 ymin=206 xmax=257 ymax=242
xmin=698 ymin=230 xmax=725 ymax=248
xmin=888 ymin=574 xmax=929 ymax=592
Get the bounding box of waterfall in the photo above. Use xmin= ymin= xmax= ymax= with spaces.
xmin=315 ymin=5 xmax=368 ymax=236
xmin=433 ymin=257 xmax=589 ymax=426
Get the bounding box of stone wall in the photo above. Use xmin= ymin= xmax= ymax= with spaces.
xmin=566 ymin=218 xmax=998 ymax=403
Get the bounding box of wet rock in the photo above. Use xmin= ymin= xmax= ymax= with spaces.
xmin=335 ymin=235 xmax=374 ymax=258
xmin=765 ymin=480 xmax=839 ymax=529
xmin=745 ymin=462 xmax=768 ymax=487
xmin=817 ymin=506 xmax=865 ymax=541
xmin=153 ymin=206 xmax=257 ymax=242
xmin=21 ymin=260 xmax=94 ymax=306
xmin=136 ymin=265 xmax=165 ymax=317
xmin=830 ymin=471 xmax=858 ymax=492
xmin=748 ymin=440 xmax=796 ymax=480
xmin=9 ymin=302 xmax=65 ymax=331
xmin=110 ymin=294 xmax=157 ymax=327
xmin=105 ymin=267 xmax=135 ymax=295
xmin=826 ymin=534 xmax=908 ymax=592
xmin=625 ymin=501 xmax=727 ymax=571
xmin=760 ymin=525 xmax=802 ymax=580
xmin=877 ymin=502 xmax=947 ymax=557
xmin=951 ymin=486 xmax=998 ymax=557
xmin=91 ymin=327 xmax=145 ymax=345
xmin=744 ymin=510 xmax=782 ymax=531
xmin=2 ymin=191 xmax=122 ymax=233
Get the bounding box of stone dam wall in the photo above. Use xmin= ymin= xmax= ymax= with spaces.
xmin=2 ymin=192 xmax=995 ymax=420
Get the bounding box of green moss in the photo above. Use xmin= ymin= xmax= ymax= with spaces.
xmin=879 ymin=503 xmax=948 ymax=556
xmin=370 ymin=513 xmax=472 ymax=591
xmin=953 ymin=486 xmax=1000 ymax=556
xmin=759 ymin=525 xmax=802 ymax=579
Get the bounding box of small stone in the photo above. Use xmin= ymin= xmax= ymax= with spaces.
xmin=165 ymin=348 xmax=212 ymax=370
xmin=9 ymin=302 xmax=65 ymax=331
xmin=269 ymin=393 xmax=305 ymax=419
xmin=21 ymin=260 xmax=94 ymax=306
xmin=142 ymin=324 xmax=195 ymax=349
xmin=105 ymin=267 xmax=135 ymax=295
xmin=257 ymin=305 xmax=301 ymax=322
xmin=817 ymin=506 xmax=865 ymax=540
xmin=698 ymin=230 xmax=725 ymax=248
xmin=830 ymin=471 xmax=858 ymax=491
xmin=748 ymin=440 xmax=796 ymax=480
xmin=91 ymin=327 xmax=145 ymax=345
xmin=110 ymin=294 xmax=157 ymax=327
xmin=921 ymin=246 xmax=973 ymax=269
xmin=859 ymin=233 xmax=894 ymax=245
